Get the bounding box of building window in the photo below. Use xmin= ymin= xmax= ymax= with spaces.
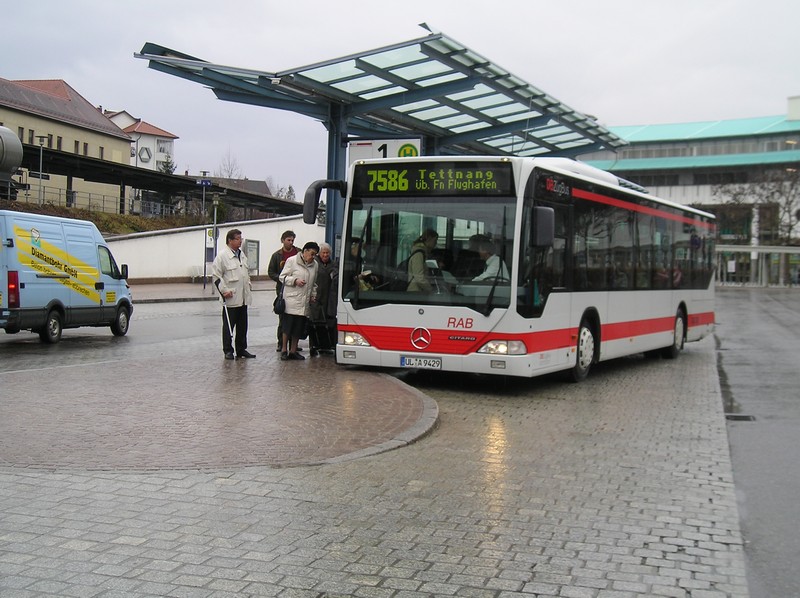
xmin=74 ymin=140 xmax=80 ymax=153
xmin=83 ymin=142 xmax=89 ymax=156
xmin=47 ymin=134 xmax=53 ymax=148
xmin=156 ymin=139 xmax=172 ymax=154
xmin=28 ymin=130 xmax=34 ymax=144
xmin=99 ymin=146 xmax=104 ymax=160
xmin=17 ymin=127 xmax=24 ymax=141
xmin=57 ymin=136 xmax=63 ymax=151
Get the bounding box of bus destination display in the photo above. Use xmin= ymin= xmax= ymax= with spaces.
xmin=353 ymin=161 xmax=514 ymax=197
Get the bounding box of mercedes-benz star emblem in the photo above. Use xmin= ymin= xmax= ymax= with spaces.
xmin=410 ymin=327 xmax=432 ymax=350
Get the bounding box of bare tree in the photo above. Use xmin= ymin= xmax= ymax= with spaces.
xmin=216 ymin=148 xmax=243 ymax=180
xmin=712 ymin=167 xmax=800 ymax=243
xmin=265 ymin=177 xmax=296 ymax=201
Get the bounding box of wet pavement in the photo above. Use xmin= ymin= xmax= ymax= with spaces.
xmin=0 ymin=280 xmax=437 ymax=469
xmin=0 ymin=283 xmax=750 ymax=597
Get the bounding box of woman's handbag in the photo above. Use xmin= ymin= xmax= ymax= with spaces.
xmin=273 ymin=287 xmax=286 ymax=314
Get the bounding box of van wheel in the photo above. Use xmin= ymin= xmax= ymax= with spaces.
xmin=567 ymin=319 xmax=595 ymax=383
xmin=39 ymin=310 xmax=63 ymax=344
xmin=662 ymin=310 xmax=686 ymax=359
xmin=111 ymin=306 xmax=130 ymax=336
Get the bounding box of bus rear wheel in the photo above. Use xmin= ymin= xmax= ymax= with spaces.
xmin=568 ymin=319 xmax=595 ymax=383
xmin=662 ymin=310 xmax=686 ymax=359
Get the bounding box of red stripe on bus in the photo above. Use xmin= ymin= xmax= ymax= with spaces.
xmin=341 ymin=311 xmax=714 ymax=355
xmin=572 ymin=188 xmax=715 ymax=231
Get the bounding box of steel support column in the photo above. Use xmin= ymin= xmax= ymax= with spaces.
xmin=325 ymin=105 xmax=348 ymax=256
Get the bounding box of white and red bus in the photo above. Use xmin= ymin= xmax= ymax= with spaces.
xmin=305 ymin=156 xmax=715 ymax=380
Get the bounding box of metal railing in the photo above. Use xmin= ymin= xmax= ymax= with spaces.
xmin=716 ymin=245 xmax=800 ymax=287
xmin=10 ymin=184 xmax=180 ymax=217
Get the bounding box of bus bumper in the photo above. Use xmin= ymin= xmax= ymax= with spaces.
xmin=336 ymin=345 xmax=568 ymax=378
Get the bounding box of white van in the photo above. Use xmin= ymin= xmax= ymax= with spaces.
xmin=0 ymin=210 xmax=133 ymax=343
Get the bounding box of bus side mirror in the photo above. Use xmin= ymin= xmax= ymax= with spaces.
xmin=531 ymin=206 xmax=555 ymax=247
xmin=303 ymin=180 xmax=347 ymax=225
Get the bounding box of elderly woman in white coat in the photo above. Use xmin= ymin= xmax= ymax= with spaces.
xmin=278 ymin=241 xmax=319 ymax=360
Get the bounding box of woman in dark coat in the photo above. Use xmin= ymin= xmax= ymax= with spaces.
xmin=309 ymin=242 xmax=337 ymax=354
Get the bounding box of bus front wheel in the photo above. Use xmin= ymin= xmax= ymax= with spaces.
xmin=662 ymin=310 xmax=686 ymax=359
xmin=568 ymin=319 xmax=595 ymax=383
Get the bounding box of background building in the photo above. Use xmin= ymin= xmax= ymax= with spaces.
xmin=1 ymin=77 xmax=296 ymax=218
xmin=0 ymin=78 xmax=132 ymax=211
xmin=105 ymin=110 xmax=178 ymax=172
xmin=583 ymin=96 xmax=800 ymax=285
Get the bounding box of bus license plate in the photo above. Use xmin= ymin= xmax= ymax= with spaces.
xmin=400 ymin=355 xmax=442 ymax=369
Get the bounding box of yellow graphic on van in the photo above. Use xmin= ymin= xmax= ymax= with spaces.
xmin=106 ymin=291 xmax=116 ymax=303
xmin=13 ymin=224 xmax=101 ymax=303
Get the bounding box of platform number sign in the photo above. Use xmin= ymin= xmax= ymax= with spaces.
xmin=348 ymin=138 xmax=421 ymax=164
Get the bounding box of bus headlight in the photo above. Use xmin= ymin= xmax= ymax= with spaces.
xmin=340 ymin=330 xmax=371 ymax=346
xmin=477 ymin=340 xmax=526 ymax=355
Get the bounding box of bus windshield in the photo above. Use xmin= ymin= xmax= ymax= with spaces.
xmin=340 ymin=193 xmax=517 ymax=312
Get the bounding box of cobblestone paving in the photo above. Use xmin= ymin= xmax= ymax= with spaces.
xmin=0 ymin=325 xmax=748 ymax=596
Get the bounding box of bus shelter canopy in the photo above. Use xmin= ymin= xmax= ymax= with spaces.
xmin=135 ymin=32 xmax=625 ymax=159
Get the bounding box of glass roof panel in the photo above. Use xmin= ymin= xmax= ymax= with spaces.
xmin=393 ymin=99 xmax=438 ymax=113
xmin=431 ymin=114 xmax=478 ymax=129
xmin=361 ymin=46 xmax=429 ymax=69
xmin=451 ymin=121 xmax=492 ymax=134
xmin=483 ymin=104 xmax=532 ymax=119
xmin=360 ymin=86 xmax=406 ymax=100
xmin=332 ymin=74 xmax=392 ymax=95
xmin=416 ymin=73 xmax=466 ymax=88
xmin=446 ymin=84 xmax=495 ymax=101
xmin=302 ymin=60 xmax=361 ymax=83
xmin=390 ymin=61 xmax=451 ymax=81
xmin=462 ymin=94 xmax=511 ymax=110
xmin=409 ymin=105 xmax=459 ymax=121
xmin=499 ymin=110 xmax=546 ymax=124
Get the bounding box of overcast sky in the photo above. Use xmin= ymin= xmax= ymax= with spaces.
xmin=4 ymin=0 xmax=799 ymax=195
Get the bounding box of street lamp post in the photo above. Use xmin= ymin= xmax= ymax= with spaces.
xmin=35 ymin=135 xmax=47 ymax=204
xmin=212 ymin=193 xmax=220 ymax=259
xmin=200 ymin=170 xmax=209 ymax=215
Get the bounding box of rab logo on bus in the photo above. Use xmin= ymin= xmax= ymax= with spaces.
xmin=545 ymin=177 xmax=570 ymax=196
xmin=410 ymin=327 xmax=432 ymax=350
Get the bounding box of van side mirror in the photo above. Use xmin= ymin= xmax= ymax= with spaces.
xmin=531 ymin=206 xmax=555 ymax=247
xmin=120 ymin=264 xmax=129 ymax=280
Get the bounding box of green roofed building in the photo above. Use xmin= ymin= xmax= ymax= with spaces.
xmin=582 ymin=97 xmax=800 ymax=285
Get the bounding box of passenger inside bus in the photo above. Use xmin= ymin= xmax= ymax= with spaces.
xmin=406 ymin=229 xmax=439 ymax=292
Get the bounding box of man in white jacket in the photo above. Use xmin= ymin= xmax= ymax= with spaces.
xmin=211 ymin=229 xmax=255 ymax=360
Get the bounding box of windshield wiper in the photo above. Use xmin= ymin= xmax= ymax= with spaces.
xmin=351 ymin=206 xmax=373 ymax=309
